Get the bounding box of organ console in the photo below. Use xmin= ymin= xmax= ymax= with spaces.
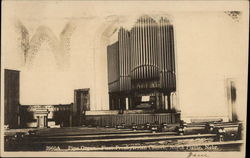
xmin=107 ymin=15 xmax=177 ymax=112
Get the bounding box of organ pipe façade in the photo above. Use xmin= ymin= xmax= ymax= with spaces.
xmin=107 ymin=15 xmax=177 ymax=113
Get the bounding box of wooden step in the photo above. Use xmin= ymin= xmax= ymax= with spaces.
xmin=27 ymin=132 xmax=178 ymax=141
xmin=28 ymin=134 xmax=217 ymax=144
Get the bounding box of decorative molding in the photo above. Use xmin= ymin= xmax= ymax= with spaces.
xmin=224 ymin=11 xmax=241 ymax=22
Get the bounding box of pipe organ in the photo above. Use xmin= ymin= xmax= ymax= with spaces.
xmin=107 ymin=15 xmax=177 ymax=112
xmin=107 ymin=42 xmax=120 ymax=93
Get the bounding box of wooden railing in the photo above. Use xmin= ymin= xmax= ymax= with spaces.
xmin=83 ymin=113 xmax=180 ymax=127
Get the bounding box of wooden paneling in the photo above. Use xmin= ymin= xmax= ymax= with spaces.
xmin=4 ymin=69 xmax=20 ymax=128
xmin=84 ymin=113 xmax=180 ymax=127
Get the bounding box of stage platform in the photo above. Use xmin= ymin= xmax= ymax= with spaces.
xmin=83 ymin=110 xmax=180 ymax=127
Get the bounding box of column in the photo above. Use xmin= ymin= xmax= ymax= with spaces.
xmin=171 ymin=92 xmax=180 ymax=112
xmin=37 ymin=116 xmax=39 ymax=128
xmin=164 ymin=95 xmax=168 ymax=111
xmin=17 ymin=115 xmax=21 ymax=127
xmin=109 ymin=95 xmax=113 ymax=110
xmin=44 ymin=116 xmax=47 ymax=127
xmin=167 ymin=93 xmax=171 ymax=110
xmin=163 ymin=95 xmax=166 ymax=111
xmin=125 ymin=97 xmax=129 ymax=110
xmin=69 ymin=113 xmax=72 ymax=127
xmin=155 ymin=93 xmax=160 ymax=110
xmin=118 ymin=98 xmax=121 ymax=110
xmin=160 ymin=93 xmax=165 ymax=111
xmin=129 ymin=97 xmax=133 ymax=110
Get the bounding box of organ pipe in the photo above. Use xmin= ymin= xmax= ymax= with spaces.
xmin=107 ymin=15 xmax=176 ymax=93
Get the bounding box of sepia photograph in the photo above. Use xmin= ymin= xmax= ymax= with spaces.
xmin=1 ymin=0 xmax=249 ymax=157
